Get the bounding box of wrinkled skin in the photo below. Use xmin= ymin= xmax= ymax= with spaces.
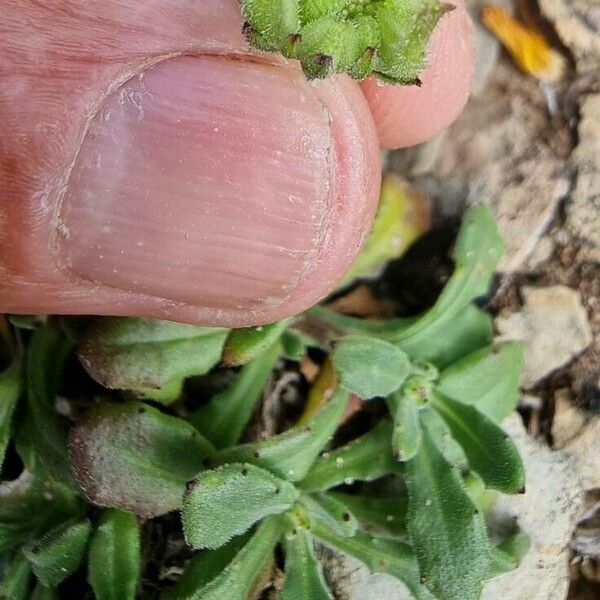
xmin=0 ymin=0 xmax=473 ymax=327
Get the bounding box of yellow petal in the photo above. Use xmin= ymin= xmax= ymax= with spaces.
xmin=482 ymin=4 xmax=565 ymax=83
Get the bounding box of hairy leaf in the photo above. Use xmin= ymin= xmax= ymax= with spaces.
xmin=16 ymin=325 xmax=74 ymax=486
xmin=389 ymin=205 xmax=502 ymax=365
xmin=221 ymin=320 xmax=290 ymax=365
xmin=189 ymin=343 xmax=279 ymax=448
xmin=78 ymin=318 xmax=228 ymax=398
xmin=489 ymin=531 xmax=531 ymax=578
xmin=0 ymin=475 xmax=83 ymax=554
xmin=177 ymin=517 xmax=281 ymax=600
xmin=405 ymin=422 xmax=490 ymax=600
xmin=330 ymin=493 xmax=407 ymax=536
xmin=23 ymin=518 xmax=91 ymax=587
xmin=164 ymin=535 xmax=250 ymax=599
xmin=0 ymin=554 xmax=31 ymax=600
xmin=332 ymin=335 xmax=410 ymax=399
xmin=431 ymin=391 xmax=525 ymax=493
xmin=299 ymin=493 xmax=358 ymax=538
xmin=69 ymin=402 xmax=213 ymax=518
xmin=210 ymin=387 xmax=349 ymax=482
xmin=183 ymin=464 xmax=297 ymax=549
xmin=313 ymin=523 xmax=434 ymax=600
xmin=30 ymin=582 xmax=58 ymax=600
xmin=300 ymin=420 xmax=399 ymax=492
xmin=0 ymin=360 xmax=22 ymax=471
xmin=437 ymin=342 xmax=524 ymax=422
xmin=88 ymin=510 xmax=140 ymax=600
xmin=388 ymin=393 xmax=422 ymax=461
xmin=281 ymin=529 xmax=333 ymax=600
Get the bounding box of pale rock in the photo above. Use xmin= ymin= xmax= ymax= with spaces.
xmin=553 ymin=390 xmax=600 ymax=491
xmin=568 ymin=94 xmax=600 ymax=262
xmin=538 ymin=0 xmax=600 ymax=73
xmin=497 ymin=286 xmax=593 ymax=388
xmin=483 ymin=414 xmax=584 ymax=600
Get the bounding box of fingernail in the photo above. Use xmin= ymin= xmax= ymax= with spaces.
xmin=60 ymin=56 xmax=333 ymax=311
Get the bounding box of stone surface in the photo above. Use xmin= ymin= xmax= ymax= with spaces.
xmin=568 ymin=93 xmax=600 ymax=262
xmin=553 ymin=390 xmax=600 ymax=491
xmin=390 ymin=61 xmax=571 ymax=272
xmin=497 ymin=286 xmax=593 ymax=388
xmin=483 ymin=414 xmax=584 ymax=600
xmin=539 ymin=0 xmax=600 ymax=73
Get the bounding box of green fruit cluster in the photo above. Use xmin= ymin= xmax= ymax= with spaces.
xmin=242 ymin=0 xmax=452 ymax=82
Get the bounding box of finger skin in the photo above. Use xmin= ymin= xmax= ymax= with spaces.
xmin=361 ymin=0 xmax=475 ymax=149
xmin=0 ymin=0 xmax=380 ymax=327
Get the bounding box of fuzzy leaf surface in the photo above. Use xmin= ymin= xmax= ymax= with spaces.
xmin=176 ymin=517 xmax=281 ymax=600
xmin=69 ymin=402 xmax=213 ymax=518
xmin=405 ymin=421 xmax=490 ymax=600
xmin=88 ymin=510 xmax=140 ymax=600
xmin=300 ymin=419 xmax=398 ymax=492
xmin=0 ymin=476 xmax=83 ymax=554
xmin=0 ymin=360 xmax=22 ymax=472
xmin=0 ymin=554 xmax=31 ymax=600
xmin=437 ymin=342 xmax=524 ymax=422
xmin=332 ymin=335 xmax=410 ymax=399
xmin=182 ymin=463 xmax=297 ymax=549
xmin=16 ymin=325 xmax=74 ymax=486
xmin=281 ymin=529 xmax=333 ymax=600
xmin=210 ymin=387 xmax=348 ymax=481
xmin=23 ymin=518 xmax=91 ymax=587
xmin=221 ymin=320 xmax=290 ymax=365
xmin=431 ymin=390 xmax=525 ymax=493
xmin=313 ymin=523 xmax=434 ymax=600
xmin=190 ymin=343 xmax=279 ymax=448
xmin=78 ymin=318 xmax=228 ymax=398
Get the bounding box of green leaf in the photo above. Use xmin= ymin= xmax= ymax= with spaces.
xmin=300 ymin=419 xmax=399 ymax=492
xmin=210 ymin=387 xmax=349 ymax=482
xmin=312 ymin=524 xmax=433 ymax=600
xmin=15 ymin=324 xmax=74 ymax=486
xmin=88 ymin=510 xmax=140 ymax=600
xmin=30 ymin=582 xmax=58 ymax=600
xmin=78 ymin=318 xmax=228 ymax=399
xmin=281 ymin=529 xmax=333 ymax=600
xmin=431 ymin=390 xmax=525 ymax=494
xmin=0 ymin=554 xmax=31 ymax=600
xmin=437 ymin=342 xmax=524 ymax=422
xmin=298 ymin=493 xmax=358 ymax=538
xmin=388 ymin=393 xmax=422 ymax=462
xmin=332 ymin=335 xmax=410 ymax=399
xmin=0 ymin=361 xmax=22 ymax=472
xmin=489 ymin=531 xmax=530 ymax=578
xmin=0 ymin=475 xmax=83 ymax=554
xmin=23 ymin=518 xmax=91 ymax=587
xmin=221 ymin=320 xmax=290 ymax=365
xmin=182 ymin=463 xmax=297 ymax=549
xmin=176 ymin=517 xmax=281 ymax=600
xmin=389 ymin=205 xmax=502 ymax=365
xmin=405 ymin=421 xmax=490 ymax=600
xmin=69 ymin=402 xmax=213 ymax=518
xmin=344 ymin=175 xmax=431 ymax=284
xmin=189 ymin=343 xmax=279 ymax=449
xmin=281 ymin=331 xmax=306 ymax=361
xmin=329 ymin=493 xmax=407 ymax=537
xmin=8 ymin=315 xmax=47 ymax=331
xmin=164 ymin=535 xmax=250 ymax=599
